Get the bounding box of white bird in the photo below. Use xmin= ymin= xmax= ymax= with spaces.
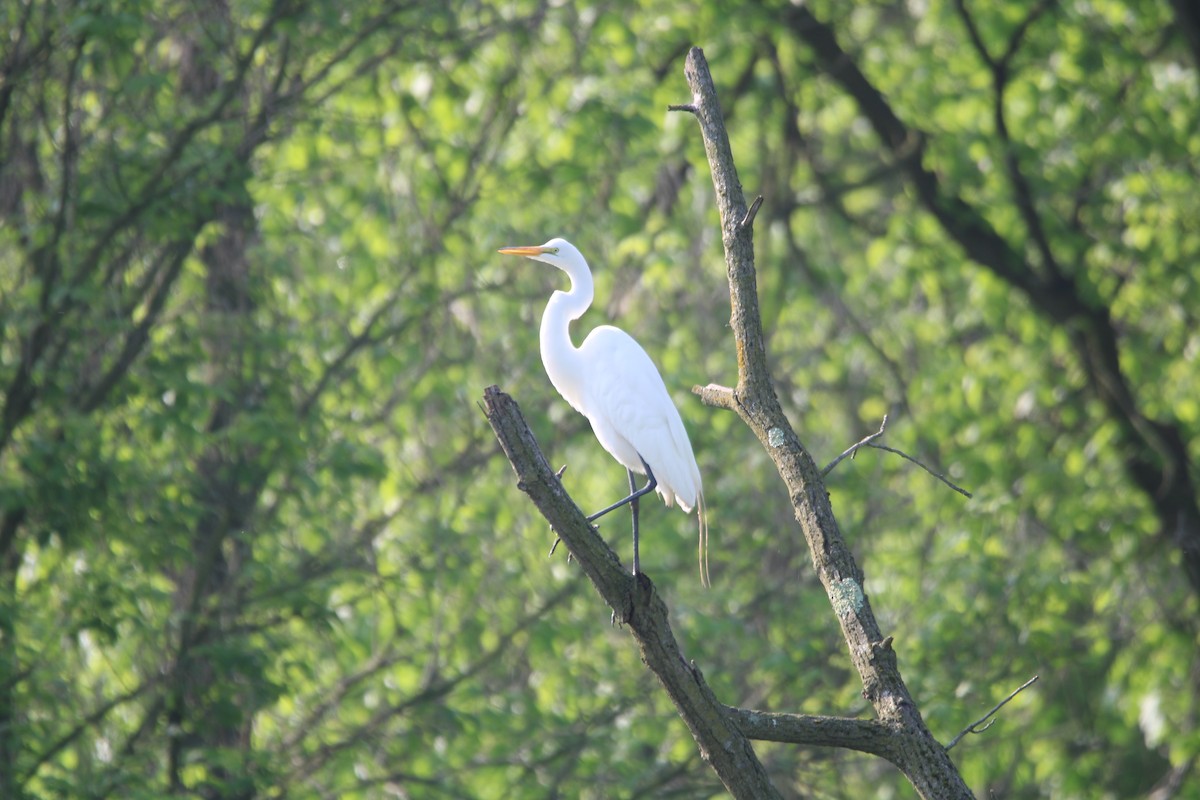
xmin=498 ymin=238 xmax=709 ymax=586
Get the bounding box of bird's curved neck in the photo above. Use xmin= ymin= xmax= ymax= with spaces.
xmin=540 ymin=261 xmax=594 ymax=397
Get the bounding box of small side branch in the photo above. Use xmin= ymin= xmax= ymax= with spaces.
xmin=867 ymin=444 xmax=973 ymax=499
xmin=945 ymin=675 xmax=1039 ymax=751
xmin=823 ymin=416 xmax=973 ymax=499
xmin=823 ymin=415 xmax=889 ymax=475
xmin=740 ymin=195 xmax=764 ymax=231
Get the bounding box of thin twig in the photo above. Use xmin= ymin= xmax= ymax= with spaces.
xmin=823 ymin=415 xmax=889 ymax=475
xmin=667 ymin=103 xmax=697 ymax=113
xmin=866 ymin=443 xmax=973 ymax=498
xmin=822 ymin=415 xmax=972 ymax=497
xmin=945 ymin=675 xmax=1039 ymax=751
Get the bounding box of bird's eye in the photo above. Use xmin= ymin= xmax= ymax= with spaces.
xmin=549 ymin=248 xmax=559 ymax=254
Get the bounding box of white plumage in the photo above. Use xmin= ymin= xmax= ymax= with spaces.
xmin=498 ymin=237 xmax=709 ymax=586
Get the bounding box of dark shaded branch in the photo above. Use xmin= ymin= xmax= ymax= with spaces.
xmin=1168 ymin=0 xmax=1200 ymax=70
xmin=954 ymin=0 xmax=1062 ymax=281
xmin=0 ymin=0 xmax=50 ymax=134
xmin=282 ymin=580 xmax=576 ymax=783
xmin=78 ymin=234 xmax=197 ymax=412
xmin=784 ymin=5 xmax=1200 ymax=599
xmin=22 ymin=677 xmax=162 ymax=783
xmin=1148 ymin=755 xmax=1196 ymax=800
xmin=76 ymin=0 xmax=293 ymax=282
xmin=999 ymin=0 xmax=1057 ymax=68
xmin=782 ymin=6 xmax=1040 ymax=301
xmin=951 ymin=0 xmax=997 ymax=69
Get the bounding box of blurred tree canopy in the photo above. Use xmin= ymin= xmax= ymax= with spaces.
xmin=1 ymin=0 xmax=1197 ymax=797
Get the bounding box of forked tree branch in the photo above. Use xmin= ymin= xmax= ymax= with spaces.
xmin=678 ymin=47 xmax=975 ymax=799
xmin=823 ymin=415 xmax=890 ymax=475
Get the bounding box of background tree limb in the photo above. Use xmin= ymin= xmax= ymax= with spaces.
xmin=783 ymin=4 xmax=1200 ymax=599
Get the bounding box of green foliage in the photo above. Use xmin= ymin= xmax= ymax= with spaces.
xmin=0 ymin=0 xmax=1196 ymax=797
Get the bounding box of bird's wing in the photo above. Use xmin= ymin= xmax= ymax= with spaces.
xmin=578 ymin=326 xmax=702 ymax=511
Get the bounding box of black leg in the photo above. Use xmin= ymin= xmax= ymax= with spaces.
xmin=628 ymin=468 xmax=641 ymax=576
xmin=586 ymin=458 xmax=655 ymax=578
xmin=586 ymin=458 xmax=656 ymax=524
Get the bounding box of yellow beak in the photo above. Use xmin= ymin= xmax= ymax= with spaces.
xmin=497 ymin=246 xmax=552 ymax=257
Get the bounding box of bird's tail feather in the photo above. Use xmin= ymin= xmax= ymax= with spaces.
xmin=697 ymin=491 xmax=710 ymax=588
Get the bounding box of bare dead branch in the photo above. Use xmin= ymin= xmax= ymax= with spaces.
xmin=678 ymin=46 xmax=975 ymax=799
xmin=483 ymin=386 xmax=784 ymax=800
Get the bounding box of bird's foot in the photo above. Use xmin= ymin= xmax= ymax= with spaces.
xmin=546 ymin=466 xmax=572 ymax=559
xmin=547 ymin=535 xmax=573 ymax=563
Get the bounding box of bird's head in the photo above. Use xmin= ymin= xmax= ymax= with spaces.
xmin=497 ymin=238 xmax=584 ymax=272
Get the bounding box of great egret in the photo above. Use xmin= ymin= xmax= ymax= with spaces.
xmin=498 ymin=238 xmax=709 ymax=586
